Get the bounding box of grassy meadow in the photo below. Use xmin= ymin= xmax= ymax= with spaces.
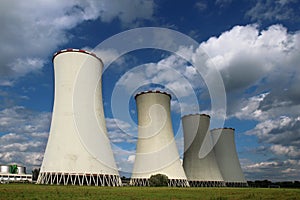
xmin=0 ymin=184 xmax=299 ymax=200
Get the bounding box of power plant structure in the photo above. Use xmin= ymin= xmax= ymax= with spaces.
xmin=0 ymin=164 xmax=32 ymax=183
xmin=35 ymin=48 xmax=247 ymax=187
xmin=182 ymin=114 xmax=225 ymax=187
xmin=37 ymin=49 xmax=121 ymax=186
xmin=130 ymin=91 xmax=189 ymax=187
xmin=211 ymin=128 xmax=248 ymax=187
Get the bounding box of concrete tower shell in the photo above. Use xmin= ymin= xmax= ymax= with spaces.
xmin=130 ymin=91 xmax=189 ymax=187
xmin=182 ymin=114 xmax=225 ymax=187
xmin=37 ymin=49 xmax=121 ymax=186
xmin=211 ymin=128 xmax=248 ymax=187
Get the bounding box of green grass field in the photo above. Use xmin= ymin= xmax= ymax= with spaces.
xmin=0 ymin=184 xmax=299 ymax=200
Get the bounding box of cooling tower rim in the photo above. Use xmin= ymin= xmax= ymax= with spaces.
xmin=210 ymin=127 xmax=235 ymax=132
xmin=134 ymin=90 xmax=172 ymax=99
xmin=52 ymin=48 xmax=103 ymax=63
xmin=181 ymin=113 xmax=210 ymax=118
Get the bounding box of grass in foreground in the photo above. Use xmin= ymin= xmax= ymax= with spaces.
xmin=0 ymin=184 xmax=299 ymax=200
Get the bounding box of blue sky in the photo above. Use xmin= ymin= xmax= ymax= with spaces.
xmin=0 ymin=0 xmax=300 ymax=181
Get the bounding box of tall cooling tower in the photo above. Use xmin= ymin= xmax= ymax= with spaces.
xmin=182 ymin=114 xmax=225 ymax=187
xmin=130 ymin=91 xmax=189 ymax=187
xmin=211 ymin=128 xmax=248 ymax=187
xmin=37 ymin=49 xmax=121 ymax=186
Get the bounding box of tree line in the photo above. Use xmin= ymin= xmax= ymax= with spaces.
xmin=247 ymin=180 xmax=300 ymax=188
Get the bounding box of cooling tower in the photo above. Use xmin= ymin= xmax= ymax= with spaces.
xmin=211 ymin=128 xmax=248 ymax=187
xmin=182 ymin=114 xmax=225 ymax=187
xmin=130 ymin=91 xmax=189 ymax=187
xmin=37 ymin=49 xmax=121 ymax=186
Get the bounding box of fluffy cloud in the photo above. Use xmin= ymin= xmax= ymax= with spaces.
xmin=270 ymin=145 xmax=300 ymax=158
xmin=232 ymin=93 xmax=269 ymax=120
xmin=106 ymin=118 xmax=137 ymax=144
xmin=127 ymin=155 xmax=136 ymax=164
xmin=95 ymin=0 xmax=155 ymax=25
xmin=0 ymin=0 xmax=155 ymax=85
xmin=200 ymin=24 xmax=300 ymax=94
xmin=246 ymin=116 xmax=300 ymax=159
xmin=197 ymin=24 xmax=300 ymax=164
xmin=114 ymin=24 xmax=300 ymax=119
xmin=246 ymin=0 xmax=300 ymax=22
xmin=195 ymin=1 xmax=207 ymax=11
xmin=243 ymin=159 xmax=300 ymax=181
xmin=0 ymin=106 xmax=51 ymax=171
xmin=0 ymin=106 xmax=51 ymax=134
xmin=114 ymin=54 xmax=203 ymax=117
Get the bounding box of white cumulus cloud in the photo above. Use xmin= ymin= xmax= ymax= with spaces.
xmin=0 ymin=0 xmax=155 ymax=85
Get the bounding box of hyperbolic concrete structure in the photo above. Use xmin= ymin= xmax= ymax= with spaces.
xmin=182 ymin=114 xmax=225 ymax=187
xmin=130 ymin=91 xmax=189 ymax=187
xmin=211 ymin=128 xmax=248 ymax=187
xmin=37 ymin=49 xmax=121 ymax=186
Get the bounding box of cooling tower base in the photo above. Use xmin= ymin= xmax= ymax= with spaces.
xmin=37 ymin=172 xmax=122 ymax=186
xmin=129 ymin=178 xmax=149 ymax=186
xmin=129 ymin=178 xmax=190 ymax=187
xmin=169 ymin=179 xmax=190 ymax=187
xmin=225 ymin=182 xmax=248 ymax=187
xmin=188 ymin=180 xmax=226 ymax=187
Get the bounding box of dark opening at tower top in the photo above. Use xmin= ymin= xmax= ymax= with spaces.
xmin=52 ymin=48 xmax=102 ymax=63
xmin=134 ymin=90 xmax=172 ymax=99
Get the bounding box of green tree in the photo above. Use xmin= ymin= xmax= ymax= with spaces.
xmin=149 ymin=174 xmax=169 ymax=187
xmin=9 ymin=165 xmax=18 ymax=174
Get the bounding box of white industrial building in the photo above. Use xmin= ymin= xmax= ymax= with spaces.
xmin=37 ymin=49 xmax=121 ymax=186
xmin=182 ymin=114 xmax=225 ymax=187
xmin=211 ymin=128 xmax=248 ymax=187
xmin=130 ymin=91 xmax=189 ymax=187
xmin=0 ymin=165 xmax=32 ymax=183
